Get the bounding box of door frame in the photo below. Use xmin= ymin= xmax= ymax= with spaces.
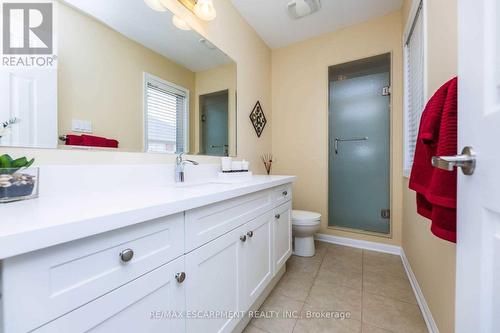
xmin=326 ymin=52 xmax=394 ymax=239
xmin=199 ymin=89 xmax=229 ymax=156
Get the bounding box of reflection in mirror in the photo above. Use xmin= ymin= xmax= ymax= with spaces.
xmin=0 ymin=0 xmax=237 ymax=157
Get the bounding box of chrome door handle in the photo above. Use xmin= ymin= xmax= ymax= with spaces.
xmin=175 ymin=272 xmax=186 ymax=283
xmin=240 ymin=235 xmax=247 ymax=242
xmin=246 ymin=231 xmax=254 ymax=238
xmin=275 ymin=214 xmax=281 ymax=219
xmin=432 ymin=146 xmax=476 ymax=175
xmin=334 ymin=137 xmax=368 ymax=154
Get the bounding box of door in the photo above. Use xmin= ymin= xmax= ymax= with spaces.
xmin=456 ymin=1 xmax=500 ymax=332
xmin=185 ymin=225 xmax=244 ymax=333
xmin=328 ymin=54 xmax=391 ymax=234
xmin=200 ymin=90 xmax=229 ymax=156
xmin=274 ymin=201 xmax=292 ymax=273
xmin=241 ymin=211 xmax=273 ymax=309
xmin=0 ymin=67 xmax=57 ymax=148
xmin=33 ymin=257 xmax=186 ymax=333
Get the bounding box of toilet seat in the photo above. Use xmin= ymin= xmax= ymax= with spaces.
xmin=292 ymin=210 xmax=321 ymax=226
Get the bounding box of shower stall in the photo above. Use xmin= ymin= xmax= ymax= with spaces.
xmin=328 ymin=54 xmax=391 ymax=235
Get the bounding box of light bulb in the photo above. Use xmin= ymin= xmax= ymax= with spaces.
xmin=172 ymin=15 xmax=191 ymax=30
xmin=144 ymin=0 xmax=166 ymax=12
xmin=294 ymin=0 xmax=312 ymax=17
xmin=194 ymin=0 xmax=217 ymax=21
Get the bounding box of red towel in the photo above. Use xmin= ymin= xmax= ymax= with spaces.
xmin=65 ymin=134 xmax=83 ymax=146
xmin=409 ymin=77 xmax=458 ymax=243
xmin=81 ymin=135 xmax=119 ymax=148
xmin=65 ymin=134 xmax=119 ymax=148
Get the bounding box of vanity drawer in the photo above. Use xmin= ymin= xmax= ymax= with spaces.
xmin=33 ymin=256 xmax=186 ymax=333
xmin=185 ymin=190 xmax=273 ymax=252
xmin=1 ymin=213 xmax=184 ymax=333
xmin=273 ymin=184 xmax=292 ymax=207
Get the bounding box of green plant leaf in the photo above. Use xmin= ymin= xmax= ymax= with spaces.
xmin=0 ymin=154 xmax=13 ymax=168
xmin=12 ymin=157 xmax=28 ymax=168
xmin=24 ymin=158 xmax=35 ymax=168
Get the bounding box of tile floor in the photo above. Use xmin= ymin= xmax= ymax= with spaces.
xmin=244 ymin=241 xmax=428 ymax=333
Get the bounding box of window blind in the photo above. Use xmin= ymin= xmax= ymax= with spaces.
xmin=145 ymin=77 xmax=188 ymax=154
xmin=404 ymin=2 xmax=425 ymax=174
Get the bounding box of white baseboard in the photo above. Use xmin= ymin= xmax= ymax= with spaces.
xmin=314 ymin=233 xmax=401 ymax=255
xmin=401 ymin=249 xmax=440 ymax=333
xmin=315 ymin=233 xmax=439 ymax=333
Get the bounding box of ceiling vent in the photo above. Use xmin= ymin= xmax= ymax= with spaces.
xmin=287 ymin=0 xmax=321 ymax=19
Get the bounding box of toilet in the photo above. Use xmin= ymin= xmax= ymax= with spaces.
xmin=292 ymin=210 xmax=321 ymax=257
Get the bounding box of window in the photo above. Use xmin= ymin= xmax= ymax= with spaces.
xmin=144 ymin=73 xmax=189 ymax=154
xmin=404 ymin=1 xmax=425 ymax=176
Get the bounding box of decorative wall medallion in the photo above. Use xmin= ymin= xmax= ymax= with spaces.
xmin=249 ymin=101 xmax=267 ymax=138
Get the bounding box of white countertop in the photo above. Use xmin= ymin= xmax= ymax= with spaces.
xmin=0 ymin=175 xmax=296 ymax=260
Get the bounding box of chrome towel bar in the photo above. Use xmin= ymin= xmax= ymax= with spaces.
xmin=334 ymin=137 xmax=368 ymax=154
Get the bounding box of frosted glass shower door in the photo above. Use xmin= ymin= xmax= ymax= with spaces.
xmin=328 ymin=72 xmax=390 ymax=234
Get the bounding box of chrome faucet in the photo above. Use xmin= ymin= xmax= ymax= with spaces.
xmin=175 ymin=152 xmax=199 ymax=182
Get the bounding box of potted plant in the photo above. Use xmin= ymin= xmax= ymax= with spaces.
xmin=0 ymin=118 xmax=19 ymax=139
xmin=0 ymin=154 xmax=38 ymax=202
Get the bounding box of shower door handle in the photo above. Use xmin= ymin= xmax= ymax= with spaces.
xmin=334 ymin=137 xmax=368 ymax=154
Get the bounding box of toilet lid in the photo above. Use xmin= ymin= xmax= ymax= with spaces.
xmin=292 ymin=210 xmax=321 ymax=225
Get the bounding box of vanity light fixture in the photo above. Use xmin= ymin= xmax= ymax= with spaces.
xmin=172 ymin=15 xmax=191 ymax=30
xmin=194 ymin=0 xmax=217 ymax=21
xmin=178 ymin=0 xmax=217 ymax=21
xmin=144 ymin=0 xmax=167 ymax=12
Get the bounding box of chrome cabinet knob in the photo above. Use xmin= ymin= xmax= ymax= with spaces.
xmin=247 ymin=231 xmax=254 ymax=238
xmin=282 ymin=191 xmax=288 ymax=196
xmin=119 ymin=249 xmax=134 ymax=263
xmin=175 ymin=272 xmax=186 ymax=283
xmin=240 ymin=235 xmax=247 ymax=242
xmin=275 ymin=214 xmax=281 ymax=219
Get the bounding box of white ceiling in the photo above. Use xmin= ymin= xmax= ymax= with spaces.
xmin=61 ymin=0 xmax=233 ymax=72
xmin=230 ymin=0 xmax=403 ymax=49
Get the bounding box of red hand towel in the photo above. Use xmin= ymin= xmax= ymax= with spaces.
xmin=409 ymin=77 xmax=458 ymax=243
xmin=105 ymin=139 xmax=119 ymax=148
xmin=65 ymin=134 xmax=84 ymax=146
xmin=81 ymin=135 xmax=119 ymax=148
xmin=65 ymin=134 xmax=119 ymax=148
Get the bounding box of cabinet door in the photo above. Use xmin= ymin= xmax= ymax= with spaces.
xmin=241 ymin=211 xmax=274 ymax=309
xmin=34 ymin=257 xmax=186 ymax=333
xmin=185 ymin=226 xmax=245 ymax=333
xmin=274 ymin=201 xmax=292 ymax=273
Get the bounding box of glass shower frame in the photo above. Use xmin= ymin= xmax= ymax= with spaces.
xmin=327 ymin=53 xmax=393 ymax=237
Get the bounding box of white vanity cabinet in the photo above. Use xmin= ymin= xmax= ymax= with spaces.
xmin=185 ymin=224 xmax=245 ymax=333
xmin=0 ymin=181 xmax=293 ymax=333
xmin=184 ymin=210 xmax=276 ymax=333
xmin=240 ymin=211 xmax=274 ymax=310
xmin=33 ymin=256 xmax=186 ymax=333
xmin=273 ymin=201 xmax=293 ymax=273
xmin=1 ymin=213 xmax=185 ymax=333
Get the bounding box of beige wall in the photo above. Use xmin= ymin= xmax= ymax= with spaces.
xmin=5 ymin=0 xmax=271 ymax=174
xmin=401 ymin=1 xmax=458 ymax=333
xmin=271 ymin=11 xmax=404 ymax=246
xmin=58 ymin=2 xmax=196 ymax=151
xmin=193 ymin=63 xmax=237 ymax=156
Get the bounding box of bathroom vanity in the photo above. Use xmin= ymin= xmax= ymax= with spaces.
xmin=0 ymin=170 xmax=295 ymax=333
xmin=0 ymin=0 xmax=294 ymax=331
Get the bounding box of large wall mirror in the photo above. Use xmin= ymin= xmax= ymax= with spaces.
xmin=0 ymin=0 xmax=237 ymax=157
